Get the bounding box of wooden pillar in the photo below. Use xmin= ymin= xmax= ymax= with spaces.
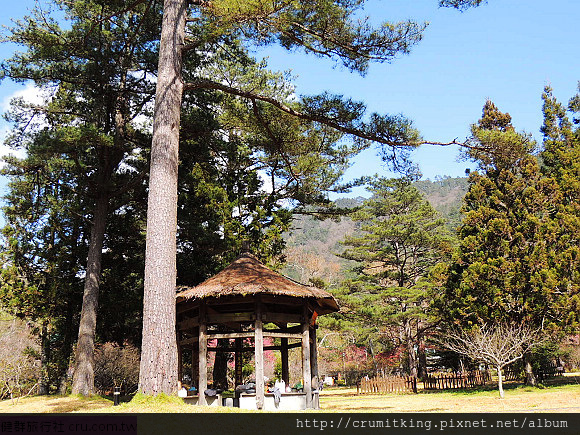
xmin=235 ymin=337 xmax=243 ymax=387
xmin=310 ymin=323 xmax=319 ymax=387
xmin=310 ymin=323 xmax=319 ymax=410
xmin=281 ymin=337 xmax=289 ymax=386
xmin=191 ymin=344 xmax=198 ymax=389
xmin=302 ymin=306 xmax=312 ymax=409
xmin=177 ymin=342 xmax=182 ymax=385
xmin=255 ymin=297 xmax=265 ymax=410
xmin=198 ymin=302 xmax=207 ymax=406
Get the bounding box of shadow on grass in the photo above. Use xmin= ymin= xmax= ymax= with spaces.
xmin=45 ymin=395 xmax=116 ymax=413
xmin=328 ymin=406 xmax=397 ymax=411
xmin=543 ymin=375 xmax=580 ymax=386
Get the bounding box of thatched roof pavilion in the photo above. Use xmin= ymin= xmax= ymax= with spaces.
xmin=176 ymin=253 xmax=338 ymax=312
xmin=175 ymin=253 xmax=339 ymax=410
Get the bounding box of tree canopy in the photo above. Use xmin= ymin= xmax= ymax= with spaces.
xmin=140 ymin=0 xmax=488 ymax=394
xmin=439 ymin=101 xmax=562 ymax=330
xmin=0 ymin=0 xmax=491 ymax=396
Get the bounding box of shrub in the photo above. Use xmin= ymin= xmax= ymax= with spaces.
xmin=0 ymin=317 xmax=40 ymax=403
xmin=94 ymin=342 xmax=140 ymax=395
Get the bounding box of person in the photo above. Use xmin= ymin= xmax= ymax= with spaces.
xmin=294 ymin=380 xmax=303 ymax=391
xmin=274 ymin=379 xmax=285 ymax=393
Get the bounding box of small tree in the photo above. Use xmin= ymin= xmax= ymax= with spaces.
xmin=444 ymin=324 xmax=544 ymax=398
xmin=93 ymin=343 xmax=140 ymax=396
xmin=339 ymin=177 xmax=453 ymax=377
xmin=0 ymin=318 xmax=40 ymax=404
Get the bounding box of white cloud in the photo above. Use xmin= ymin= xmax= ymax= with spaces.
xmin=257 ymin=169 xmax=273 ymax=194
xmin=1 ymin=83 xmax=45 ymax=113
xmin=0 ymin=83 xmax=48 ymax=165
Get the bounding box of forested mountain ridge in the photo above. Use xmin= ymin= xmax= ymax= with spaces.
xmin=282 ymin=176 xmax=468 ymax=284
xmin=414 ymin=176 xmax=469 ymax=230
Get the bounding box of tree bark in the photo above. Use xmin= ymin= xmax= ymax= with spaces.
xmin=72 ymin=193 xmax=109 ymax=396
xmin=497 ymin=365 xmax=505 ymax=399
xmin=404 ymin=320 xmax=418 ymax=377
xmin=138 ymin=0 xmax=187 ymax=395
xmin=524 ymin=355 xmax=537 ymax=386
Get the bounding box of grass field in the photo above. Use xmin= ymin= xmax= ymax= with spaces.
xmin=1 ymin=375 xmax=579 ymax=414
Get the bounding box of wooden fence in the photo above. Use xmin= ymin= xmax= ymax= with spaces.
xmin=503 ymin=363 xmax=564 ymax=382
xmin=358 ymin=376 xmax=417 ymax=394
xmin=537 ymin=363 xmax=565 ymax=381
xmin=423 ymin=371 xmax=491 ymax=390
xmin=502 ymin=367 xmax=521 ymax=381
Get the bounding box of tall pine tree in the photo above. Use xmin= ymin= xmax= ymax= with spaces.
xmin=339 ymin=177 xmax=453 ymax=377
xmin=141 ymin=0 xmax=486 ymax=394
xmin=2 ymin=0 xmax=161 ymax=395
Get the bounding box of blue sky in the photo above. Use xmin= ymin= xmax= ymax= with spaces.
xmin=1 ymin=0 xmax=579 ymax=199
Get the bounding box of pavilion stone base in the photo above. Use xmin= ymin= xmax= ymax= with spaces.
xmin=238 ymin=392 xmax=319 ymax=411
xmin=182 ymin=394 xmax=222 ymax=407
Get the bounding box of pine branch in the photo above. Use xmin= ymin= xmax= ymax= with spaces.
xmin=184 ymin=78 xmax=470 ymax=150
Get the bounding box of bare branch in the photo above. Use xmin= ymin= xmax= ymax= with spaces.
xmin=442 ymin=323 xmax=545 ymax=398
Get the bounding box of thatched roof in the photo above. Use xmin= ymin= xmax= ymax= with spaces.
xmin=176 ymin=253 xmax=339 ymax=314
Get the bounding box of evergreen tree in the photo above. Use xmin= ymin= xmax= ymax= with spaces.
xmin=142 ymin=0 xmax=485 ymax=394
xmin=338 ymin=177 xmax=453 ymax=377
xmin=0 ymin=149 xmax=85 ymax=393
xmin=539 ymin=85 xmax=580 ymax=332
xmin=2 ymin=0 xmax=376 ymax=395
xmin=438 ymin=101 xmax=564 ymax=384
xmin=2 ymin=0 xmax=161 ymax=395
xmin=440 ymin=101 xmax=563 ymax=328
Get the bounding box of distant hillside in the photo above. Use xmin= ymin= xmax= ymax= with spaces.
xmin=282 ymin=177 xmax=468 ymax=285
xmin=282 ymin=205 xmax=359 ymax=285
xmin=414 ymin=176 xmax=468 ymax=230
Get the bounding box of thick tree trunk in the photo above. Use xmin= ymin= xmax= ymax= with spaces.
xmin=72 ymin=193 xmax=109 ymax=396
xmin=404 ymin=320 xmax=418 ymax=377
xmin=524 ymin=355 xmax=537 ymax=386
xmin=138 ymin=0 xmax=186 ymax=395
xmin=72 ymin=192 xmax=109 ymax=396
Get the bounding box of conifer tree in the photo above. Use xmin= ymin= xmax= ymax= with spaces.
xmin=339 ymin=177 xmax=453 ymax=377
xmin=441 ymin=101 xmax=564 ymax=328
xmin=1 ymin=150 xmax=86 ymax=393
xmin=1 ymin=0 xmax=161 ymax=395
xmin=142 ymin=0 xmax=485 ymax=394
xmin=539 ymin=86 xmax=580 ymax=332
xmin=438 ymin=101 xmax=564 ymax=384
xmin=2 ymin=0 xmax=486 ymax=395
xmin=2 ymin=1 xmax=373 ymax=394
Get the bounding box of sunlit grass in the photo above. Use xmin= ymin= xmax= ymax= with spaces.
xmin=1 ymin=376 xmax=579 ymax=413
xmin=319 ymin=379 xmax=580 ymax=413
